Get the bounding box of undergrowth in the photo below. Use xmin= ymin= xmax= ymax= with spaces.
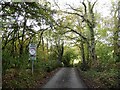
xmin=79 ymin=61 xmax=120 ymax=88
xmin=2 ymin=51 xmax=59 ymax=88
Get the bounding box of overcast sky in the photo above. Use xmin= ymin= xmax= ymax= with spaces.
xmin=2 ymin=0 xmax=117 ymax=18
xmin=48 ymin=0 xmax=117 ymax=17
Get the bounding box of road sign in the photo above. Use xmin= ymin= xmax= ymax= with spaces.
xmin=29 ymin=48 xmax=36 ymax=55
xmin=29 ymin=43 xmax=37 ymax=75
xmin=29 ymin=43 xmax=36 ymax=60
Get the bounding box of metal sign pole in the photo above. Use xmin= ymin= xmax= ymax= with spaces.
xmin=32 ymin=60 xmax=34 ymax=75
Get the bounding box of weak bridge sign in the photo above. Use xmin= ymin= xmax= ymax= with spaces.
xmin=29 ymin=43 xmax=37 ymax=60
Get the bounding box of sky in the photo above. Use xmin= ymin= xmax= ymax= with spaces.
xmin=1 ymin=0 xmax=117 ymax=17
xmin=48 ymin=0 xmax=117 ymax=17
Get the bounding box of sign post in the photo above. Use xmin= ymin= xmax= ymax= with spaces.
xmin=29 ymin=43 xmax=36 ymax=75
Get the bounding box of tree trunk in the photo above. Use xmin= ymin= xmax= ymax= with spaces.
xmin=37 ymin=31 xmax=44 ymax=48
xmin=41 ymin=36 xmax=44 ymax=52
xmin=57 ymin=41 xmax=64 ymax=65
xmin=80 ymin=39 xmax=87 ymax=70
xmin=46 ymin=38 xmax=49 ymax=51
xmin=114 ymin=1 xmax=120 ymax=62
xmin=86 ymin=41 xmax=90 ymax=63
xmin=118 ymin=1 xmax=120 ymax=62
xmin=90 ymin=27 xmax=97 ymax=61
xmin=11 ymin=31 xmax=15 ymax=57
xmin=20 ymin=17 xmax=26 ymax=56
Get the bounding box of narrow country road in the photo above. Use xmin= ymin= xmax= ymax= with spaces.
xmin=42 ymin=67 xmax=87 ymax=88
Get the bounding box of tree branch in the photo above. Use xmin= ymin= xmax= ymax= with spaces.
xmin=82 ymin=1 xmax=87 ymax=14
xmin=64 ymin=26 xmax=87 ymax=40
xmin=91 ymin=0 xmax=97 ymax=11
xmin=63 ymin=11 xmax=92 ymax=28
xmin=66 ymin=4 xmax=82 ymax=12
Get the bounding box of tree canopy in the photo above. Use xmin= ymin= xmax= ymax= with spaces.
xmin=1 ymin=0 xmax=120 ymax=88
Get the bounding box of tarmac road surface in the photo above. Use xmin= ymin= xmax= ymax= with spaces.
xmin=42 ymin=67 xmax=87 ymax=88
